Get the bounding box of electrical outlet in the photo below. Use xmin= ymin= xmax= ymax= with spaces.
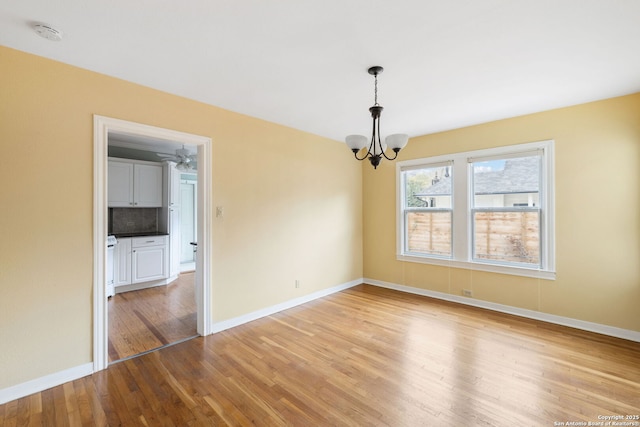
xmin=126 ymin=221 xmax=135 ymax=227
xmin=295 ymin=280 xmax=300 ymax=288
xmin=462 ymin=289 xmax=473 ymax=297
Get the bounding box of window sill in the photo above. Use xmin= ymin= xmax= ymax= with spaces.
xmin=396 ymin=254 xmax=556 ymax=280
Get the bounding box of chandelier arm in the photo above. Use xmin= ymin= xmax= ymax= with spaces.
xmin=377 ymin=114 xmax=400 ymax=161
xmin=381 ymin=149 xmax=399 ymax=161
xmin=353 ymin=148 xmax=370 ymax=161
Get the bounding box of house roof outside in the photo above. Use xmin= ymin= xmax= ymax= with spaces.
xmin=417 ymin=156 xmax=539 ymax=197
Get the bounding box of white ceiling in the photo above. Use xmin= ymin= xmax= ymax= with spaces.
xmin=2 ymin=1 xmax=640 ymax=143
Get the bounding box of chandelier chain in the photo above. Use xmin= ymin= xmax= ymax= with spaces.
xmin=374 ymin=74 xmax=379 ymax=106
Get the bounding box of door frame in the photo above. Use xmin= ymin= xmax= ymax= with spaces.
xmin=93 ymin=115 xmax=212 ymax=372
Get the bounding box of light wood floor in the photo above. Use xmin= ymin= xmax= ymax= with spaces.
xmin=2 ymin=284 xmax=639 ymax=425
xmin=108 ymin=272 xmax=197 ymax=362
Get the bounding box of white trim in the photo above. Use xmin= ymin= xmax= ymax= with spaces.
xmin=180 ymin=262 xmax=196 ymax=273
xmin=467 ymin=148 xmax=543 ymax=163
xmin=210 ymin=278 xmax=362 ymax=333
xmin=395 ymin=255 xmax=556 ymax=280
xmin=114 ymin=276 xmax=177 ymax=294
xmin=93 ymin=118 xmax=109 ymax=372
xmin=0 ymin=363 xmax=93 ymax=405
xmin=93 ymin=115 xmax=213 ymax=373
xmin=365 ymin=278 xmax=640 ymax=343
xmin=399 ymin=159 xmax=453 ymax=172
xmin=196 ymin=142 xmax=212 ymax=336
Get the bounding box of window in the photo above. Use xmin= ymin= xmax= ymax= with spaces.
xmin=471 ymin=154 xmax=541 ymax=267
xmin=397 ymin=141 xmax=555 ymax=279
xmin=401 ymin=163 xmax=453 ymax=257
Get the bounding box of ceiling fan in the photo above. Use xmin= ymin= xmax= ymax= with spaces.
xmin=157 ymin=145 xmax=197 ymax=171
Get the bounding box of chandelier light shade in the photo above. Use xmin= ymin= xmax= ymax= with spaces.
xmin=346 ymin=66 xmax=409 ymax=169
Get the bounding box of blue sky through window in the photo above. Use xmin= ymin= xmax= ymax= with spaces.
xmin=474 ymin=159 xmax=505 ymax=173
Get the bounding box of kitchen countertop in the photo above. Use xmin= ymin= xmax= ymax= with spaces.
xmin=110 ymin=232 xmax=169 ymax=238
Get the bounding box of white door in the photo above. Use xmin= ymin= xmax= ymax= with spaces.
xmin=180 ymin=180 xmax=197 ymax=266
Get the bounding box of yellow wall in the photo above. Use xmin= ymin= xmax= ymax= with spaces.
xmin=0 ymin=46 xmax=363 ymax=389
xmin=363 ymin=92 xmax=640 ymax=332
xmin=1 ymin=43 xmax=638 ymax=393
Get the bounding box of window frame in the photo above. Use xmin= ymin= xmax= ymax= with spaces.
xmin=396 ymin=140 xmax=555 ymax=280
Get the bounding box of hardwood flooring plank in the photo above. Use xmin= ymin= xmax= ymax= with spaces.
xmin=2 ymin=284 xmax=639 ymax=425
xmin=0 ymin=400 xmax=17 ymax=427
xmin=108 ymin=272 xmax=197 ymax=362
xmin=134 ymin=309 xmax=171 ymax=346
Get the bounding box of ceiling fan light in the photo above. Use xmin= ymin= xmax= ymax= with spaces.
xmin=385 ymin=134 xmax=409 ymax=151
xmin=176 ymin=162 xmax=191 ymax=171
xmin=346 ymin=135 xmax=368 ymax=151
xmin=176 ymin=148 xmax=191 ymax=157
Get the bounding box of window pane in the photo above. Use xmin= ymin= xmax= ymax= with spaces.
xmin=473 ymin=156 xmax=540 ymax=208
xmin=404 ymin=165 xmax=452 ymax=208
xmin=406 ymin=211 xmax=452 ymax=256
xmin=473 ymin=211 xmax=540 ymax=265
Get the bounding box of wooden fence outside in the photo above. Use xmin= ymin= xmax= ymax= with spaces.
xmin=474 ymin=211 xmax=539 ymax=264
xmin=407 ymin=211 xmax=452 ymax=256
xmin=407 ymin=210 xmax=540 ymax=265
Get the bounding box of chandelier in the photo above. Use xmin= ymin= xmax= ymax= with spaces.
xmin=345 ymin=66 xmax=409 ymax=169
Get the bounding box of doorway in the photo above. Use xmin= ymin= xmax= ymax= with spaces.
xmin=93 ymin=115 xmax=212 ymax=372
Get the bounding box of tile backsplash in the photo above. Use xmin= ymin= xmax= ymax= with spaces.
xmin=109 ymin=208 xmax=159 ymax=234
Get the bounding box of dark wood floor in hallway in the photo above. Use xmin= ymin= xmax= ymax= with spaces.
xmin=108 ymin=272 xmax=197 ymax=362
xmin=2 ymin=284 xmax=639 ymax=425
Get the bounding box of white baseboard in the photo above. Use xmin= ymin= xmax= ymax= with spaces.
xmin=115 ymin=276 xmax=176 ymax=294
xmin=210 ymin=278 xmax=363 ymax=333
xmin=0 ymin=363 xmax=93 ymax=405
xmin=180 ymin=262 xmax=195 ymax=273
xmin=365 ymin=278 xmax=640 ymax=343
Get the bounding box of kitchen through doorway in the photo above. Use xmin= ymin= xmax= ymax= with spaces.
xmin=93 ymin=115 xmax=212 ymax=371
xmin=107 ymin=135 xmax=200 ymax=363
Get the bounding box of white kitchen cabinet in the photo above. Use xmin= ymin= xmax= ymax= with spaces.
xmin=134 ymin=163 xmax=163 ymax=207
xmin=108 ymin=159 xmax=163 ymax=207
xmin=165 ymin=161 xmax=181 ymax=208
xmin=114 ymin=236 xmax=168 ymax=290
xmin=114 ymin=238 xmax=132 ymax=286
xmin=108 ymin=162 xmax=134 ymax=207
xmin=131 ymin=236 xmax=168 ymax=283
